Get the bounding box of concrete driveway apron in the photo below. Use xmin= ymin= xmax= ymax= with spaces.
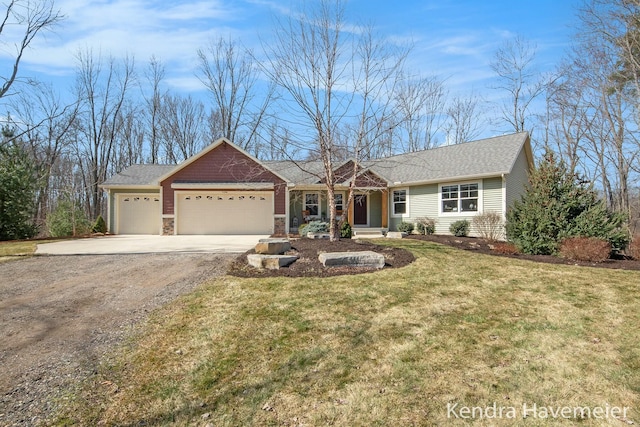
xmin=35 ymin=234 xmax=268 ymax=255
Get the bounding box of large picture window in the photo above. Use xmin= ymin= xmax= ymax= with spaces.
xmin=393 ymin=189 xmax=407 ymax=215
xmin=442 ymin=183 xmax=478 ymax=213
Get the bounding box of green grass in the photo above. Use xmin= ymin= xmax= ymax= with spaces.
xmin=0 ymin=239 xmax=57 ymax=261
xmin=55 ymin=239 xmax=639 ymax=426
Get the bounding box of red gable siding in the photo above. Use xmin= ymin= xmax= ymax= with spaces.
xmin=161 ymin=142 xmax=286 ymax=215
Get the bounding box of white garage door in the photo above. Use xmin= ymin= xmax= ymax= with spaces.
xmin=176 ymin=191 xmax=273 ymax=235
xmin=116 ymin=194 xmax=161 ymax=235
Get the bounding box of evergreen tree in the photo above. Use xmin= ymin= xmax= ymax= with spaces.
xmin=0 ymin=144 xmax=39 ymax=240
xmin=506 ymin=150 xmax=628 ymax=255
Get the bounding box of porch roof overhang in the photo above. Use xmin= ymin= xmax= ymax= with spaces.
xmin=170 ymin=182 xmax=275 ymax=190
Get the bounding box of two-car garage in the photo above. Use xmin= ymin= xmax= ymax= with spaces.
xmin=113 ymin=190 xmax=274 ymax=235
xmin=175 ymin=191 xmax=274 ymax=235
xmin=104 ymin=138 xmax=286 ymax=236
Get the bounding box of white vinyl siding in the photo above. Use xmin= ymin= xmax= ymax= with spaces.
xmin=482 ymin=177 xmax=503 ymax=214
xmin=389 ymin=178 xmax=510 ymax=237
xmin=506 ymin=148 xmax=531 ymax=209
xmin=389 ymin=184 xmax=437 ymax=232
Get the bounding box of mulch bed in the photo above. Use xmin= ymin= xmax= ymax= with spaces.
xmin=408 ymin=234 xmax=640 ymax=271
xmin=228 ymin=237 xmax=415 ymax=278
xmin=228 ymin=234 xmax=640 ymax=278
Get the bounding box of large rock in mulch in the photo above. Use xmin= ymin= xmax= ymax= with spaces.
xmin=386 ymin=231 xmax=405 ymax=239
xmin=247 ymin=254 xmax=298 ymax=270
xmin=318 ymin=251 xmax=385 ymax=269
xmin=255 ymin=238 xmax=291 ymax=255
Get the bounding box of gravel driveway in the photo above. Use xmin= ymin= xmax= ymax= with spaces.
xmin=0 ymin=252 xmax=235 ymax=426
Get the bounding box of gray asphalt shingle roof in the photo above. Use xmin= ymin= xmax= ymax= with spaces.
xmin=101 ymin=132 xmax=529 ymax=187
xmin=366 ymin=132 xmax=529 ymax=184
xmin=101 ymin=164 xmax=175 ymax=186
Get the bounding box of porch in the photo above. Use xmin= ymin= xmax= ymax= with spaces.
xmin=288 ymin=188 xmax=389 ymax=234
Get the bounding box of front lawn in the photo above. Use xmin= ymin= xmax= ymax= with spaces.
xmin=0 ymin=239 xmax=57 ymax=261
xmin=56 ymin=239 xmax=639 ymax=426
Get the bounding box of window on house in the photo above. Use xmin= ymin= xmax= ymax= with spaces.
xmin=393 ymin=189 xmax=407 ymax=215
xmin=304 ymin=193 xmax=319 ymax=216
xmin=335 ymin=193 xmax=343 ymax=212
xmin=442 ymin=183 xmax=478 ymax=213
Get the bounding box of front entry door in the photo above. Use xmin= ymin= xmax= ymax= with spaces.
xmin=354 ymin=194 xmax=368 ymax=225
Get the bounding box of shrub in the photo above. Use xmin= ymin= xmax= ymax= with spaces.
xmin=559 ymin=237 xmax=611 ymax=262
xmin=415 ymin=217 xmax=436 ymax=235
xmin=628 ymin=235 xmax=640 ymax=259
xmin=506 ymin=150 xmax=629 ymax=255
xmin=397 ymin=221 xmax=414 ymax=234
xmin=491 ymin=242 xmax=519 ymax=255
xmin=449 ymin=220 xmax=470 ymax=237
xmin=93 ymin=214 xmax=107 ymax=233
xmin=0 ymin=144 xmax=39 ymax=240
xmin=46 ymin=199 xmax=91 ymax=237
xmin=472 ymin=211 xmax=503 ymax=241
xmin=306 ymin=220 xmax=328 ymax=234
xmin=298 ymin=223 xmax=309 ymax=237
xmin=340 ymin=221 xmax=352 ymax=239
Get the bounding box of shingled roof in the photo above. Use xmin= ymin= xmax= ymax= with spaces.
xmin=366 ymin=132 xmax=531 ymax=185
xmin=101 ymin=132 xmax=530 ymax=187
xmin=101 ymin=164 xmax=175 ymax=187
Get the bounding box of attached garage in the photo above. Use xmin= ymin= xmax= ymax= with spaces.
xmin=175 ymin=191 xmax=274 ymax=235
xmin=116 ymin=194 xmax=161 ymax=234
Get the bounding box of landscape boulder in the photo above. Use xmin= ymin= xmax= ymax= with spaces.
xmin=318 ymin=251 xmax=385 ymax=269
xmin=255 ymin=238 xmax=291 ymax=255
xmin=247 ymin=254 xmax=298 ymax=270
xmin=386 ymin=231 xmax=404 ymax=239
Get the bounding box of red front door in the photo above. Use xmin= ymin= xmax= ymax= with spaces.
xmin=354 ymin=194 xmax=367 ymax=225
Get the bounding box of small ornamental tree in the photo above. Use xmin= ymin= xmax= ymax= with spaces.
xmin=506 ymin=150 xmax=628 ymax=255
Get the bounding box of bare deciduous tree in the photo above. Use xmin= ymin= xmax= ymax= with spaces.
xmin=490 ymin=34 xmax=548 ymax=134
xmin=197 ymin=37 xmax=272 ymax=152
xmin=443 ymin=93 xmax=485 ymax=145
xmin=73 ymin=49 xmax=136 ymax=219
xmin=9 ymin=82 xmax=78 ymax=228
xmin=158 ymin=94 xmax=207 ymax=163
xmin=395 ymin=74 xmax=447 ymax=151
xmin=0 ymin=0 xmax=63 ymax=99
xmin=261 ymin=0 xmax=408 ymax=240
xmin=142 ymin=56 xmax=165 ymax=164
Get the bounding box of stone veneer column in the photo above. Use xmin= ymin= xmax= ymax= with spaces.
xmin=162 ymin=217 xmax=175 ymax=235
xmin=273 ymin=217 xmax=286 ymax=236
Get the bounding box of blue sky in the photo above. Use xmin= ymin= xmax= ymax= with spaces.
xmin=2 ymin=0 xmax=579 ymax=119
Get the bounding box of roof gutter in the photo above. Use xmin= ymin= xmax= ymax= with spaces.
xmin=388 ymin=172 xmax=509 ymax=188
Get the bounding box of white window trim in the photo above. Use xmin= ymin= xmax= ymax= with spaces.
xmin=303 ymin=191 xmax=321 ymax=219
xmin=391 ymin=188 xmax=410 ymax=217
xmin=438 ymin=181 xmax=483 ymax=216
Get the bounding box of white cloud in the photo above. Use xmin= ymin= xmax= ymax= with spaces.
xmin=16 ymin=0 xmax=246 ymax=78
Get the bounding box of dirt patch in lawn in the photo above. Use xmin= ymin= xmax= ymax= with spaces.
xmin=408 ymin=234 xmax=640 ymax=271
xmin=228 ymin=237 xmax=415 ymax=278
